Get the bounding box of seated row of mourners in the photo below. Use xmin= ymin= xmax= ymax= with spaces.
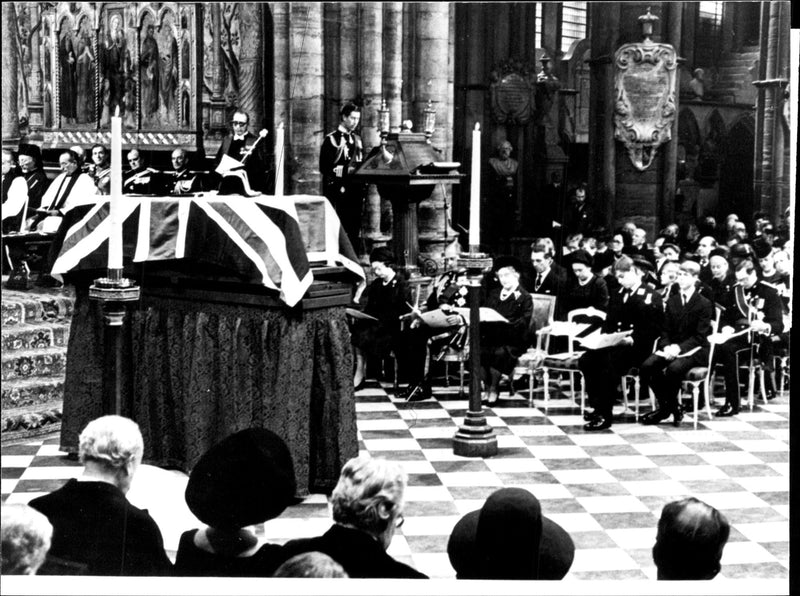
xmin=1 ymin=142 xmax=259 ymax=237
xmin=1 ymin=415 xmax=731 ymax=581
xmin=348 ymin=231 xmax=789 ymax=427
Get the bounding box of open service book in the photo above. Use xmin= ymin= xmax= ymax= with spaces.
xmin=576 ymin=329 xmax=632 ymax=350
xmin=403 ymin=307 xmax=508 ymax=328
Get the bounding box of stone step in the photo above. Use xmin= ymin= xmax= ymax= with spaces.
xmin=1 ymin=377 xmax=64 ymax=410
xmin=1 ymin=403 xmax=63 ymax=443
xmin=2 ymin=320 xmax=70 ymax=353
xmin=1 ymin=346 xmax=67 ymax=382
xmin=1 ymin=286 xmax=76 ymax=328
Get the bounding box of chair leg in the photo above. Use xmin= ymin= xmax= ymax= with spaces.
xmin=704 ymin=378 xmax=714 ymax=421
xmin=692 ymin=383 xmax=699 ymax=430
xmin=528 ymin=370 xmax=534 ymax=408
xmin=620 ymin=377 xmax=629 ymax=419
xmin=569 ymin=372 xmax=576 ymax=405
xmin=458 ymin=361 xmax=465 ymax=398
xmin=444 ymin=361 xmax=451 ymax=387
xmin=579 ymin=373 xmax=585 ymax=415
xmin=543 ymin=369 xmax=550 ymax=403
xmin=543 ymin=369 xmax=550 ymax=412
xmin=759 ymin=366 xmax=767 ymax=405
xmin=778 ymin=358 xmax=786 ymax=395
xmin=747 ymin=363 xmax=756 ymax=412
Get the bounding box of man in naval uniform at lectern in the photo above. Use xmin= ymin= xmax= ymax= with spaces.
xmin=319 ymin=102 xmax=366 ymax=249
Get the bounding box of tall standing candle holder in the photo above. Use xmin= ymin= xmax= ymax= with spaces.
xmin=89 ymin=269 xmax=140 ymax=416
xmin=452 ymin=251 xmax=498 ymax=457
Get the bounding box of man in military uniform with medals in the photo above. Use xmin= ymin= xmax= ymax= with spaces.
xmin=712 ymin=258 xmax=784 ymax=416
xmin=580 ymin=255 xmax=663 ymax=430
xmin=319 ymin=102 xmax=366 ymax=250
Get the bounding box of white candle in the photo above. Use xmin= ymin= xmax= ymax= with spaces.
xmin=469 ymin=122 xmax=481 ymax=250
xmin=109 ymin=107 xmax=123 ymax=270
xmin=275 ymin=122 xmax=285 ymax=198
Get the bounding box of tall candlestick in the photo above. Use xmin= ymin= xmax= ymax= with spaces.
xmin=109 ymin=107 xmax=123 ymax=270
xmin=275 ymin=122 xmax=285 ymax=198
xmin=469 ymin=123 xmax=481 ymax=250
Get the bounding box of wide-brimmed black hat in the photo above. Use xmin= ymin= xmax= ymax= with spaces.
xmin=185 ymin=428 xmax=297 ymax=529
xmin=447 ymin=487 xmax=575 ymax=580
xmin=493 ymin=255 xmax=524 ymax=273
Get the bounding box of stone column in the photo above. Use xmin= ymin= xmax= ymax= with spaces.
xmin=587 ymin=2 xmax=619 ymax=231
xmin=211 ymin=5 xmax=224 ymax=101
xmin=272 ymin=3 xmax=291 ymax=185
xmin=207 ymin=4 xmax=227 ymax=135
xmin=288 ymin=2 xmax=323 ymax=194
xmin=381 ymin=3 xmax=403 ymax=240
xmin=413 ymin=3 xmax=452 ymax=268
xmin=660 ymin=1 xmax=682 ymax=229
xmin=383 ymin=4 xmax=403 ymax=129
xmin=2 ymin=3 xmax=20 ymax=147
xmin=27 ymin=4 xmax=43 ymax=129
xmin=360 ymin=4 xmax=383 ymax=250
xmin=338 ymin=4 xmax=358 ymax=107
xmin=237 ymin=3 xmax=264 ymax=128
xmin=756 ymin=1 xmax=784 ymax=219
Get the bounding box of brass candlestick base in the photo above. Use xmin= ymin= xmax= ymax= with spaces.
xmin=89 ymin=269 xmax=140 ymax=415
xmin=452 ymin=250 xmax=497 ymax=457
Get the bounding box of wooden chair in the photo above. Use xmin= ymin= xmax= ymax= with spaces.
xmin=539 ymin=307 xmax=606 ymax=413
xmin=510 ymin=293 xmax=557 ymax=406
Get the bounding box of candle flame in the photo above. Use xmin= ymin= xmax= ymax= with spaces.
xmin=474 ymin=122 xmax=480 ymax=131
xmin=278 ymin=122 xmax=284 ymax=130
xmin=114 ymin=106 xmax=120 ymax=118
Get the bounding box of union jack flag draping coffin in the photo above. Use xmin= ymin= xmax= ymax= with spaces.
xmin=50 ymin=193 xmax=364 ymax=307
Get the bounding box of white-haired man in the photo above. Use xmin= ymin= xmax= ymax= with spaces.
xmin=29 ymin=415 xmax=172 ymax=575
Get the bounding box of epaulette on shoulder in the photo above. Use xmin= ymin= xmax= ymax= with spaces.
xmin=760 ymin=281 xmax=779 ymax=291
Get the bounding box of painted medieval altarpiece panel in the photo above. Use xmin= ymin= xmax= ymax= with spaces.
xmin=29 ymin=3 xmax=198 ymax=149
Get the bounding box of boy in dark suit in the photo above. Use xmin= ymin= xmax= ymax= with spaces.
xmin=640 ymin=260 xmax=713 ymax=427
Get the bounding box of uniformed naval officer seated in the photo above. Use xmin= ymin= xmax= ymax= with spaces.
xmin=579 ymin=255 xmax=664 ymax=431
xmin=711 ymin=258 xmax=784 ymax=416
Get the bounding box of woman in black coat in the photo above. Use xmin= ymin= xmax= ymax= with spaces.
xmin=480 ymin=256 xmax=533 ymax=404
xmin=350 ymin=247 xmax=411 ymax=388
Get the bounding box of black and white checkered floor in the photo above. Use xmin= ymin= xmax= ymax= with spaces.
xmin=1 ymin=378 xmax=789 ymax=585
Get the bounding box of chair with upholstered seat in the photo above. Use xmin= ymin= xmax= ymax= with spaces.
xmin=680 ymin=308 xmax=722 ymax=429
xmin=509 ymin=293 xmax=557 ymax=406
xmin=539 ymin=307 xmax=607 ymax=413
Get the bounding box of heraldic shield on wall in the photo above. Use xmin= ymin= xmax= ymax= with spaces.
xmin=613 ymin=8 xmax=677 ymax=171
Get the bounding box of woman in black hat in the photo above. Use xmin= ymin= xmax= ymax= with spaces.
xmin=480 ymin=256 xmax=533 ymax=404
xmin=564 ymin=249 xmax=609 ymax=315
xmin=175 ymin=428 xmax=298 ymax=576
xmin=447 ymin=487 xmax=574 ymax=580
xmin=350 ymin=247 xmax=412 ymax=390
